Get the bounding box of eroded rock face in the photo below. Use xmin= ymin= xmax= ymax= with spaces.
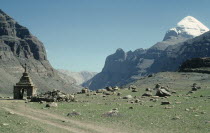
xmin=0 ymin=9 xmax=80 ymax=95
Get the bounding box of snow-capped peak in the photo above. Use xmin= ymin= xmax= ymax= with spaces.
xmin=177 ymin=16 xmax=209 ymax=36
xmin=163 ymin=16 xmax=209 ymax=41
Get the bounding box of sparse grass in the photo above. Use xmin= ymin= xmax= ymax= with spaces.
xmin=1 ymin=72 xmax=210 ymax=133
xmin=0 ymin=100 xmax=72 ymax=133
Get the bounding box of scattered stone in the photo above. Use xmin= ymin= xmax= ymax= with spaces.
xmin=67 ymin=111 xmax=81 ymax=117
xmin=117 ymin=92 xmax=121 ymax=96
xmin=171 ymin=91 xmax=176 ymax=94
xmin=46 ymin=102 xmax=58 ymax=107
xmin=113 ymin=86 xmax=119 ymax=91
xmin=129 ymin=107 xmax=133 ymax=109
xmin=39 ymin=101 xmax=46 ymax=104
xmin=150 ymin=98 xmax=158 ymax=102
xmin=164 ymin=106 xmax=172 ymax=109
xmin=106 ymin=86 xmax=113 ymax=91
xmin=189 ymin=91 xmax=194 ymax=94
xmin=130 ymin=101 xmax=134 ymax=103
xmin=155 ymin=84 xmax=161 ymax=89
xmin=192 ymin=87 xmax=198 ymax=91
xmin=2 ymin=123 xmax=9 ymax=126
xmin=150 ymin=98 xmax=154 ymax=101
xmin=142 ymin=93 xmax=152 ymax=97
xmin=148 ymin=74 xmax=154 ymax=77
xmin=123 ymin=95 xmax=133 ymax=99
xmin=23 ymin=122 xmax=28 ymax=124
xmin=156 ymin=88 xmax=171 ymax=97
xmin=102 ymin=108 xmax=120 ymax=117
xmin=96 ymin=89 xmax=106 ymax=93
xmin=185 ymin=108 xmax=190 ymax=111
xmin=192 ymin=83 xmax=197 ymax=87
xmin=8 ymin=111 xmax=15 ymax=115
xmin=201 ymin=111 xmax=206 ymax=114
xmin=151 ymin=96 xmax=159 ymax=98
xmin=161 ymin=101 xmax=171 ymax=105
xmin=172 ymin=116 xmax=180 ymax=120
xmin=103 ymin=92 xmax=111 ymax=95
xmin=135 ymin=99 xmax=141 ymax=103
xmin=81 ymin=88 xmax=89 ymax=93
xmin=129 ymin=85 xmax=137 ymax=90
xmin=205 ymin=121 xmax=210 ymax=123
xmin=191 ymin=83 xmax=201 ymax=91
xmin=132 ymin=88 xmax=138 ymax=92
xmin=145 ymin=88 xmax=152 ymax=91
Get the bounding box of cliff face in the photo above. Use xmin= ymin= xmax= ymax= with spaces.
xmin=0 ymin=10 xmax=80 ymax=95
xmin=85 ymin=16 xmax=210 ymax=90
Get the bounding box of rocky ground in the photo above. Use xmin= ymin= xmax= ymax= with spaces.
xmin=0 ymin=71 xmax=210 ymax=133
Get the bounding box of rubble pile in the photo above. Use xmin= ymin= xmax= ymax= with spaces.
xmin=31 ymin=90 xmax=75 ymax=102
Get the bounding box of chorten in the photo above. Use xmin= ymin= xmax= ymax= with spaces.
xmin=14 ymin=64 xmax=37 ymax=99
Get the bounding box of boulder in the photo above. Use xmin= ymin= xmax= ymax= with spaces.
xmin=106 ymin=86 xmax=113 ymax=91
xmin=46 ymin=102 xmax=58 ymax=107
xmin=67 ymin=111 xmax=81 ymax=117
xmin=117 ymin=92 xmax=122 ymax=96
xmin=156 ymin=89 xmax=171 ymax=97
xmin=142 ymin=93 xmax=152 ymax=97
xmin=102 ymin=108 xmax=120 ymax=117
xmin=113 ymin=86 xmax=119 ymax=91
xmin=123 ymin=95 xmax=133 ymax=99
xmin=145 ymin=88 xmax=152 ymax=91
xmin=81 ymin=88 xmax=89 ymax=93
xmin=135 ymin=99 xmax=141 ymax=103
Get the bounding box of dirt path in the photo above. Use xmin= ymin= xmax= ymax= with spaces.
xmin=2 ymin=103 xmax=124 ymax=133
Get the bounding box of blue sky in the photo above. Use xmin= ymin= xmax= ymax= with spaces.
xmin=1 ymin=0 xmax=210 ymax=72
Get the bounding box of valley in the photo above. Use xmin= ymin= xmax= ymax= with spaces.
xmin=1 ymin=72 xmax=210 ymax=133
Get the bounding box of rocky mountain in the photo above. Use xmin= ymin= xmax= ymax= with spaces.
xmin=0 ymin=9 xmax=80 ymax=95
xmin=84 ymin=16 xmax=210 ymax=90
xmin=57 ymin=70 xmax=97 ymax=85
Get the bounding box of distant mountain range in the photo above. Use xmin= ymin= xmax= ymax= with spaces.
xmin=0 ymin=9 xmax=80 ymax=95
xmin=84 ymin=16 xmax=210 ymax=90
xmin=57 ymin=70 xmax=97 ymax=85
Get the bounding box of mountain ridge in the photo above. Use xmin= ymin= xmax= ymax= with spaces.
xmin=0 ymin=9 xmax=80 ymax=95
xmin=84 ymin=16 xmax=210 ymax=90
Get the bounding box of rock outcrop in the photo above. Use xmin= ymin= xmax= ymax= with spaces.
xmin=85 ymin=16 xmax=210 ymax=90
xmin=0 ymin=9 xmax=80 ymax=95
